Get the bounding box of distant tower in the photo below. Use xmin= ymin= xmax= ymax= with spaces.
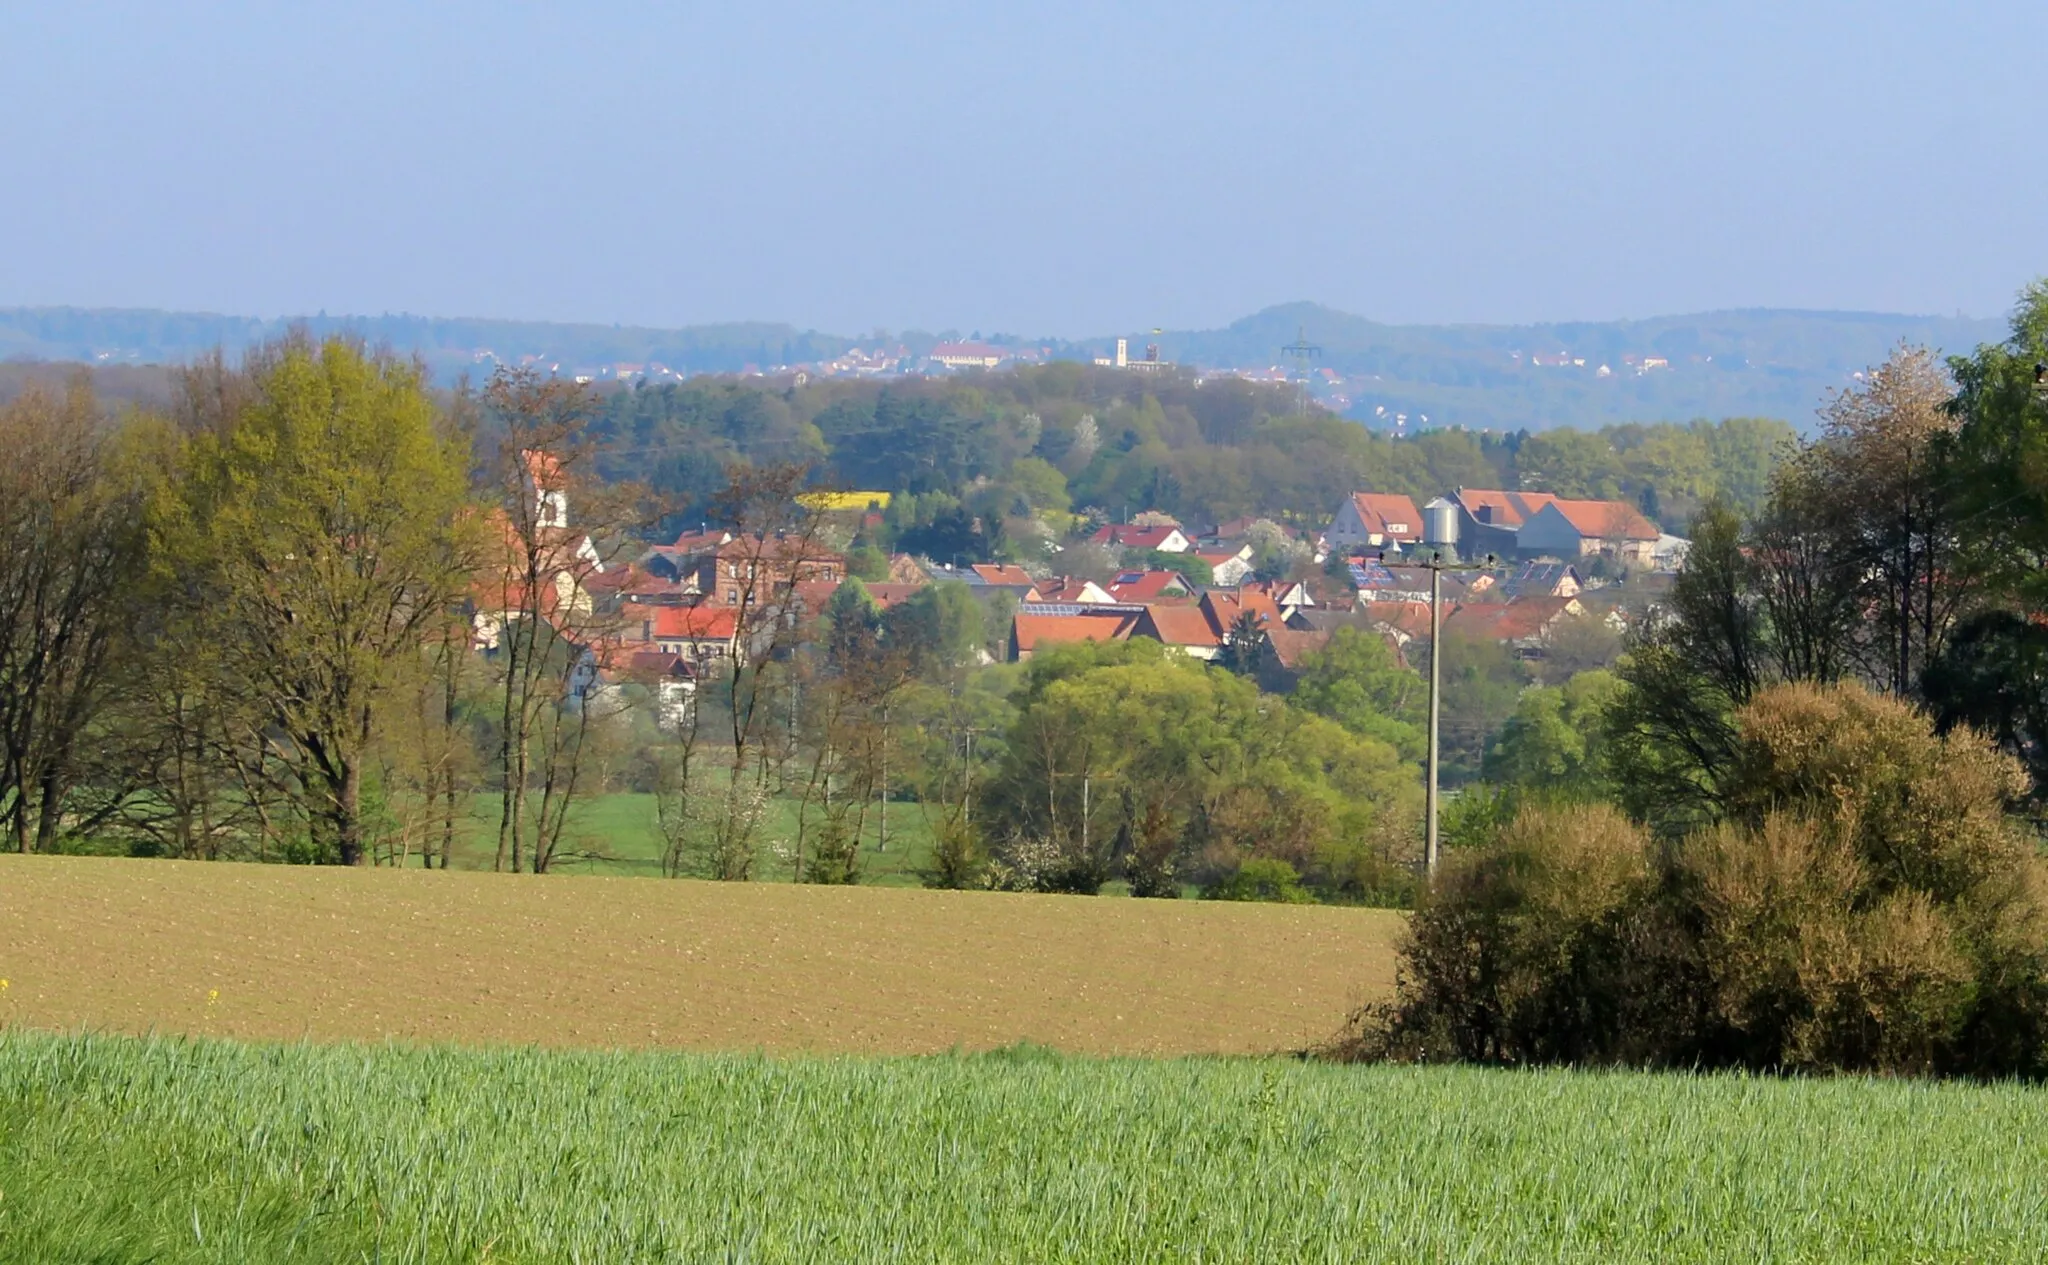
xmin=1115 ymin=337 xmax=1129 ymax=368
xmin=1281 ymin=325 xmax=1322 ymax=415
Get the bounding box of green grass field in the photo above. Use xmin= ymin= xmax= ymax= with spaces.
xmin=424 ymin=791 xmax=943 ymax=886
xmin=5 ymin=1031 xmax=2046 ymax=1263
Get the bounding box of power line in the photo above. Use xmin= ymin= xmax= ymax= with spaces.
xmin=1280 ymin=325 xmax=1322 ymax=415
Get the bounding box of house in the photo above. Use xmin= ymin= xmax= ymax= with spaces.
xmin=1029 ymin=576 xmax=1117 ymax=605
xmin=1256 ymin=627 xmax=1335 ymax=694
xmin=1239 ymin=578 xmax=1317 ymax=615
xmin=1359 ymin=600 xmax=1437 ymax=647
xmin=1133 ymin=605 xmax=1227 ymax=660
xmin=1009 ymin=609 xmax=1142 ymax=660
xmin=621 ymin=601 xmax=745 ymax=662
xmin=1439 ymin=489 xmax=1563 ymax=559
xmin=1653 ymin=534 xmax=1691 ymax=571
xmin=642 ymin=527 xmax=735 ymax=588
xmin=1106 ymin=570 xmax=1197 ymax=603
xmin=790 ymin=580 xmax=927 ymax=621
xmin=1494 ymin=562 xmax=1583 ymax=600
xmin=1443 ymin=596 xmax=1587 ymax=657
xmin=1191 ymin=548 xmax=1255 ymax=587
xmin=886 ymin=553 xmax=932 ymax=586
xmin=1516 ymin=500 xmax=1660 ymax=563
xmin=1089 ymin=523 xmax=1192 ymax=553
xmin=622 ymin=650 xmax=698 ymax=731
xmin=1324 ymin=492 xmax=1426 ymax=551
xmin=964 ymin=563 xmax=1042 ymax=602
xmin=685 ymin=535 xmax=846 ymax=607
xmin=929 ymin=341 xmax=1009 ymax=370
xmin=1200 ymin=588 xmax=1286 ymax=638
xmin=467 ymin=500 xmax=608 ymax=651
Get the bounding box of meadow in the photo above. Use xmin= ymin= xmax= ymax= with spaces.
xmin=419 ymin=791 xmax=945 ymax=887
xmin=4 ymin=1030 xmax=2046 ymax=1262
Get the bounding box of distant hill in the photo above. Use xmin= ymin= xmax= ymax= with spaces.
xmin=1080 ymin=302 xmax=2009 ymax=432
xmin=0 ymin=301 xmax=2011 ymax=432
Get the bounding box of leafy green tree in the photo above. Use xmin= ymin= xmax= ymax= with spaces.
xmin=160 ymin=337 xmax=471 ymax=865
xmin=885 ymin=582 xmax=984 ymax=673
xmin=844 ymin=543 xmax=889 ymax=582
xmin=1482 ymin=670 xmax=1622 ymax=798
xmin=1292 ymin=628 xmax=1425 ymax=760
xmin=983 ymin=650 xmax=1418 ymax=899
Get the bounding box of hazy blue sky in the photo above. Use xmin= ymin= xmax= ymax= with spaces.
xmin=3 ymin=1 xmax=2043 ymax=334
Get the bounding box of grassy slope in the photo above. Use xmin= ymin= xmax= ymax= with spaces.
xmin=421 ymin=791 xmax=942 ymax=887
xmin=4 ymin=1031 xmax=2045 ymax=1262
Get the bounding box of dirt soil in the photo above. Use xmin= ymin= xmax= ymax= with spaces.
xmin=0 ymin=855 xmax=1400 ymax=1056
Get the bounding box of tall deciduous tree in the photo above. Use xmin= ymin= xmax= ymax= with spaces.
xmin=163 ymin=337 xmax=471 ymax=865
xmin=0 ymin=378 xmax=148 ymax=851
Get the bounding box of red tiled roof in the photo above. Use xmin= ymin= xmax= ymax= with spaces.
xmin=1202 ymin=589 xmax=1283 ymax=633
xmin=623 ymin=602 xmax=741 ymax=641
xmin=1367 ymin=600 xmax=1437 ymax=641
xmin=1444 ymin=596 xmax=1582 ymax=642
xmin=668 ymin=528 xmax=733 ymax=553
xmin=1546 ymin=498 xmax=1659 ymax=541
xmin=1455 ymin=489 xmax=1560 ymax=530
xmin=1137 ymin=604 xmax=1225 ymax=649
xmin=1106 ymin=570 xmax=1194 ymax=603
xmin=971 ymin=563 xmax=1038 ymax=587
xmin=1012 ymin=611 xmax=1139 ymax=654
xmin=1349 ymin=492 xmax=1425 ymax=540
xmin=1263 ymin=627 xmax=1333 ymax=669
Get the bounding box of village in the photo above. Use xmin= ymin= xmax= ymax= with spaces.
xmin=491 ymin=455 xmax=1688 ymax=723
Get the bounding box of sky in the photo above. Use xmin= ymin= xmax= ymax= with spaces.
xmin=3 ymin=0 xmax=2044 ymax=336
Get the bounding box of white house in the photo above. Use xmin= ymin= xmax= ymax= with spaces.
xmin=1325 ymin=492 xmax=1425 ymax=552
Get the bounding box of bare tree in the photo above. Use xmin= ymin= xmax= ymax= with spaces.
xmin=477 ymin=368 xmax=650 ymax=873
xmin=0 ymin=378 xmax=148 ymax=851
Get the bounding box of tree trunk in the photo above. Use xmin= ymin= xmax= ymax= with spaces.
xmin=336 ymin=756 xmax=364 ymax=866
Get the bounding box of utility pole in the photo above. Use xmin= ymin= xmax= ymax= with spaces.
xmin=1416 ymin=548 xmax=1499 ymax=879
xmin=1082 ymin=773 xmax=1091 ymax=861
xmin=1426 ymin=563 xmax=1442 ymax=875
xmin=1281 ymin=325 xmax=1322 ymax=415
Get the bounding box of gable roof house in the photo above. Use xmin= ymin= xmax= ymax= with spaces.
xmin=1445 ymin=489 xmax=1561 ymax=560
xmin=1495 ymin=561 xmax=1583 ymax=600
xmin=1191 ymin=549 xmax=1256 ymax=587
xmin=619 ymin=601 xmax=746 ymax=662
xmin=1133 ymin=604 xmax=1228 ymax=660
xmin=1443 ymin=596 xmax=1587 ymax=657
xmin=1106 ymin=570 xmax=1197 ymax=604
xmin=1009 ymin=609 xmax=1142 ymax=660
xmin=1325 ymin=492 xmax=1425 ymax=552
xmin=963 ymin=563 xmax=1042 ymax=602
xmin=1255 ymin=627 xmax=1336 ymax=694
xmin=1089 ymin=523 xmax=1192 ymax=553
xmin=1029 ymin=576 xmax=1117 ymax=605
xmin=1516 ymin=500 xmax=1659 ymax=563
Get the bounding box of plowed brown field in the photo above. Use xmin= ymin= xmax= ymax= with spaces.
xmin=0 ymin=854 xmax=1400 ymax=1055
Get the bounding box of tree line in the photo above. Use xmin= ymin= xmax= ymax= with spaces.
xmin=594 ymin=366 xmax=1795 ymax=544
xmin=1355 ymin=282 xmax=2048 ymax=1077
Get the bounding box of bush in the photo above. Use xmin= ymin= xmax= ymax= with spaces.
xmin=921 ymin=814 xmax=984 ymax=890
xmin=1343 ymin=681 xmax=2048 ymax=1078
xmin=1205 ymin=858 xmax=1313 ymax=904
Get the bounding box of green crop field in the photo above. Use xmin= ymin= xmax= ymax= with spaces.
xmin=4 ymin=1031 xmax=2046 ymax=1263
xmin=414 ymin=791 xmax=943 ymax=886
